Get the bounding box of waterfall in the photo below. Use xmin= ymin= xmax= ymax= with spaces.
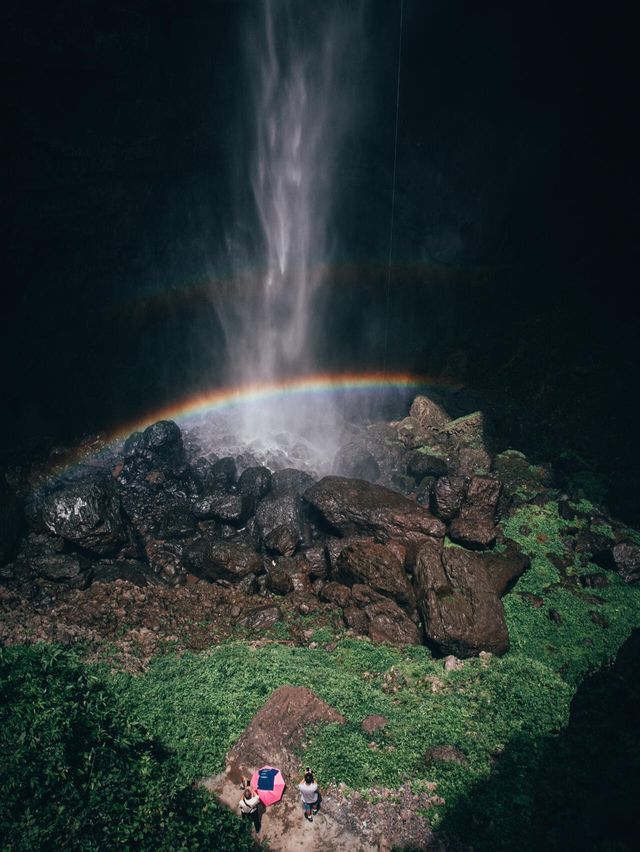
xmin=206 ymin=0 xmax=364 ymax=460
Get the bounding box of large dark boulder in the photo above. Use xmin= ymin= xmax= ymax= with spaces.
xmin=238 ymin=466 xmax=272 ymax=503
xmin=333 ymin=442 xmax=381 ymax=482
xmin=209 ymin=457 xmax=238 ymax=490
xmin=407 ymin=450 xmax=448 ymax=479
xmin=184 ymin=539 xmax=263 ymax=583
xmin=264 ymin=525 xmax=299 ymax=556
xmin=442 ymin=411 xmax=485 ymax=449
xmin=190 ymin=490 xmax=251 ymax=526
xmin=448 ymin=517 xmax=497 ymax=549
xmin=304 ymin=476 xmax=445 ymax=547
xmin=413 ymin=540 xmax=529 ymax=657
xmin=442 ymin=476 xmax=502 ymax=548
xmin=319 ymin=581 xmax=353 ymax=609
xmin=301 ymin=545 xmax=329 ymax=579
xmin=254 ymin=494 xmax=304 ymax=546
xmin=120 ymin=487 xmax=195 ymax=541
xmin=270 ymin=468 xmax=316 ymax=498
xmin=460 ymin=475 xmax=503 ymax=521
xmin=349 ymin=585 xmax=421 ymax=646
xmin=409 ymin=395 xmax=450 ymax=431
xmin=118 ymin=420 xmax=187 ymax=485
xmin=41 ymin=478 xmax=126 ymax=556
xmin=431 ymin=475 xmax=467 ymax=521
xmin=336 ymin=540 xmax=415 ymax=610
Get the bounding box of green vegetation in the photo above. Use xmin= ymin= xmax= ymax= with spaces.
xmin=2 ymin=495 xmax=640 ymax=850
xmin=0 ymin=645 xmax=257 ymax=852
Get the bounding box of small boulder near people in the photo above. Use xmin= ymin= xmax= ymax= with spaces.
xmin=238 ymin=778 xmax=261 ymax=833
xmin=297 ymin=768 xmax=320 ymax=822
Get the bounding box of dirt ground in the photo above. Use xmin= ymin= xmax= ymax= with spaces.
xmin=205 ymin=769 xmax=378 ymax=852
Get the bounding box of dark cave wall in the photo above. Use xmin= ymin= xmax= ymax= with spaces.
xmin=2 ymin=0 xmax=638 ymax=504
xmin=2 ymin=0 xmax=237 ymax=442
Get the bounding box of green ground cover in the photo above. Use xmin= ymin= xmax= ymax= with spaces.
xmin=2 ymin=496 xmax=640 ymax=850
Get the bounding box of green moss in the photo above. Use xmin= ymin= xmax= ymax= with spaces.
xmin=501 ymin=504 xmax=640 ymax=684
xmin=416 ymin=445 xmax=445 ymax=458
xmin=622 ymin=527 xmax=640 ymax=546
xmin=590 ymin=522 xmax=615 ymax=540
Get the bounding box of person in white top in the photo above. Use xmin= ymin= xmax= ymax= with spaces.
xmin=297 ymin=768 xmax=320 ymax=822
xmin=238 ymin=778 xmax=262 ymax=832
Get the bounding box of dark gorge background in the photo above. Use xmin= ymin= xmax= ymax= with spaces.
xmin=2 ymin=0 xmax=639 ymax=521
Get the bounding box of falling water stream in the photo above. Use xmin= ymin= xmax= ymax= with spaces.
xmin=203 ymin=0 xmax=367 ymax=468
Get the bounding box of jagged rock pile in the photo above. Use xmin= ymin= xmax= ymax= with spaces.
xmin=1 ymin=396 xmax=637 ymax=658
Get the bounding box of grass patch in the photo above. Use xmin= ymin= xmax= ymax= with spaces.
xmin=3 ymin=500 xmax=640 ymax=850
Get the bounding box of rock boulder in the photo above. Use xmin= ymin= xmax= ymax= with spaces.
xmin=336 ymin=540 xmax=415 ymax=610
xmin=414 ymin=540 xmax=529 ymax=657
xmin=41 ymin=478 xmax=126 ymax=556
xmin=304 ymin=476 xmax=445 ymax=548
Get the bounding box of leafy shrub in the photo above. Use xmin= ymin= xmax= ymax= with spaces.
xmin=0 ymin=645 xmax=256 ymax=851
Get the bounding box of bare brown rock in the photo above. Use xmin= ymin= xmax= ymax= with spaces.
xmin=413 ymin=539 xmax=529 ymax=657
xmin=449 ymin=516 xmax=497 ymax=549
xmin=226 ymin=685 xmax=346 ymax=779
xmin=304 ymin=476 xmax=445 ymax=546
xmin=361 ymin=714 xmax=389 ymax=733
xmin=336 ymin=540 xmax=415 ymax=610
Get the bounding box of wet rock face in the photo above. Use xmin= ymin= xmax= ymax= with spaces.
xmin=3 ymin=398 xmax=544 ymax=655
xmin=333 ymin=442 xmax=381 ymax=481
xmin=270 ymin=468 xmax=316 ymax=498
xmin=304 ymin=476 xmax=445 ymax=545
xmin=319 ymin=580 xmax=353 ymax=609
xmin=254 ymin=494 xmax=304 ymax=548
xmin=208 ymin=457 xmax=238 ymax=490
xmin=413 ymin=540 xmax=529 ymax=657
xmin=460 ymin=475 xmax=503 ymax=521
xmin=365 ymin=597 xmax=421 ymax=645
xmin=336 ymin=540 xmax=415 ymax=611
xmin=264 ymin=524 xmax=299 ymax=556
xmin=406 ymin=450 xmax=448 ymax=479
xmin=41 ymin=478 xmax=125 ymax=556
xmin=190 ymin=491 xmax=250 ymax=526
xmin=409 ymin=395 xmax=450 ymax=431
xmin=184 ymin=539 xmax=263 ymax=583
xmin=266 ymin=557 xmax=312 ymax=595
xmin=118 ymin=420 xmax=187 ymax=485
xmin=347 ymin=584 xmax=421 ymax=645
xmin=144 ymin=540 xmax=187 ymax=586
xmin=448 ymin=516 xmax=497 ymax=549
xmin=120 ymin=487 xmax=195 ymax=542
xmin=443 ymin=411 xmax=485 ymax=448
xmin=237 ymin=466 xmax=272 ymax=503
xmin=431 ymin=475 xmax=466 ymax=521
